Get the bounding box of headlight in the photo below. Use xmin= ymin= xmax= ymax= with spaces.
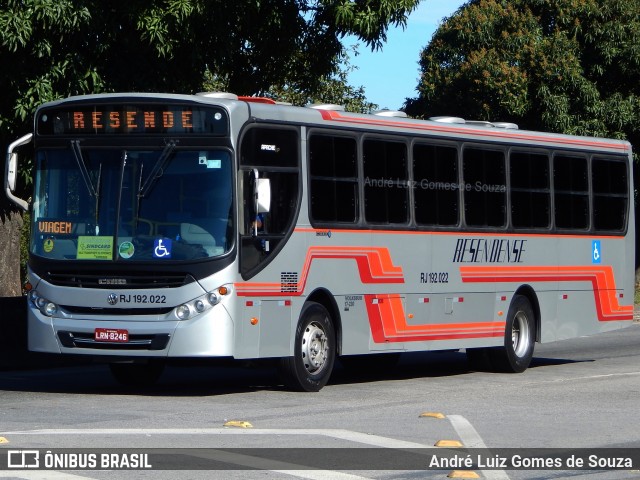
xmin=194 ymin=299 xmax=206 ymax=313
xmin=29 ymin=290 xmax=59 ymax=317
xmin=173 ymin=285 xmax=232 ymax=320
xmin=44 ymin=302 xmax=58 ymax=316
xmin=207 ymin=292 xmax=221 ymax=306
xmin=176 ymin=304 xmax=191 ymax=320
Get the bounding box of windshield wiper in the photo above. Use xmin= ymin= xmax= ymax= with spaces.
xmin=138 ymin=140 xmax=178 ymax=198
xmin=71 ymin=140 xmax=103 ymax=234
xmin=70 ymin=140 xmax=97 ymax=197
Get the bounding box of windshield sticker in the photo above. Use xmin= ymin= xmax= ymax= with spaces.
xmin=77 ymin=236 xmax=114 ymax=260
xmin=118 ymin=241 xmax=135 ymax=259
xmin=199 ymin=153 xmax=222 ymax=169
xmin=43 ymin=238 xmax=55 ymax=253
xmin=153 ymin=238 xmax=172 ymax=259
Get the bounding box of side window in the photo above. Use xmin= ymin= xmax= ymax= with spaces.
xmin=363 ymin=138 xmax=408 ymax=225
xmin=553 ymin=155 xmax=588 ymax=230
xmin=510 ymin=151 xmax=551 ymax=229
xmin=462 ymin=147 xmax=506 ymax=228
xmin=413 ymin=143 xmax=459 ymax=226
xmin=308 ymin=135 xmax=358 ymax=223
xmin=239 ymin=127 xmax=300 ymax=277
xmin=592 ymin=157 xmax=628 ymax=232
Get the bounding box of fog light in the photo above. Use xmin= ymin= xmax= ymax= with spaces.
xmin=176 ymin=304 xmax=191 ymax=320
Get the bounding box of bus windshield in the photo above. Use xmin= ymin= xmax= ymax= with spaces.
xmin=31 ymin=146 xmax=233 ymax=262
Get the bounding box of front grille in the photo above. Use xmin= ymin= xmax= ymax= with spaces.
xmin=58 ymin=331 xmax=170 ymax=350
xmin=61 ymin=305 xmax=173 ymax=315
xmin=46 ymin=272 xmax=194 ymax=289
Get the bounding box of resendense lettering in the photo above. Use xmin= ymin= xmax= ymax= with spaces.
xmin=453 ymin=238 xmax=526 ymax=263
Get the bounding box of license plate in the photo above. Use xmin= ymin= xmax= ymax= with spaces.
xmin=94 ymin=328 xmax=129 ymax=343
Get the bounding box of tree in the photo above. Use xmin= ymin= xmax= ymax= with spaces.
xmin=405 ymin=0 xmax=640 ymax=274
xmin=0 ymin=0 xmax=419 ymax=296
xmin=405 ymin=0 xmax=640 ymax=148
xmin=204 ymin=47 xmax=379 ymax=113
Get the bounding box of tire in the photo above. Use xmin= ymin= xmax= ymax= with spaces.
xmin=278 ymin=302 xmax=336 ymax=392
xmin=109 ymin=361 xmax=165 ymax=387
xmin=489 ymin=294 xmax=536 ymax=373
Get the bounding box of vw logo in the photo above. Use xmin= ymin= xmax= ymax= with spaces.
xmin=107 ymin=293 xmax=118 ymax=305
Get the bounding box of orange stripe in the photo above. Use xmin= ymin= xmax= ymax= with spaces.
xmin=235 ymin=246 xmax=404 ymax=296
xmin=318 ymin=109 xmax=630 ymax=152
xmin=367 ymin=294 xmax=505 ymax=343
xmin=294 ymin=227 xmax=626 ymax=240
xmin=460 ymin=265 xmax=633 ymax=321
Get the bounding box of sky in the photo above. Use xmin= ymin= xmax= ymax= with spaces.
xmin=346 ymin=0 xmax=467 ymax=111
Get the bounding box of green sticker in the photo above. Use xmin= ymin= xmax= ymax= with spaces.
xmin=43 ymin=238 xmax=54 ymax=253
xmin=77 ymin=236 xmax=113 ymax=260
xmin=118 ymin=241 xmax=135 ymax=259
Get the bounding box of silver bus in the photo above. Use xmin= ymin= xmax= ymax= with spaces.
xmin=5 ymin=93 xmax=635 ymax=391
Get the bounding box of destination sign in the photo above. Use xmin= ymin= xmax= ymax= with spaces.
xmin=37 ymin=104 xmax=228 ymax=136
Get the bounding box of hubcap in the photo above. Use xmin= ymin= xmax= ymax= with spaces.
xmin=301 ymin=321 xmax=329 ymax=374
xmin=512 ymin=310 xmax=530 ymax=358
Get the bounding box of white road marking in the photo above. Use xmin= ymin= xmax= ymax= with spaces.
xmin=522 ymin=371 xmax=640 ymax=386
xmin=187 ymin=449 xmax=374 ymax=480
xmin=0 ymin=428 xmax=436 ymax=480
xmin=0 ymin=472 xmax=91 ymax=479
xmin=448 ymin=415 xmax=510 ymax=480
xmin=1 ymin=428 xmax=431 ymax=449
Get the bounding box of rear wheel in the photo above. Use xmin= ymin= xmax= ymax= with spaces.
xmin=278 ymin=302 xmax=335 ymax=392
xmin=489 ymin=294 xmax=536 ymax=373
xmin=109 ymin=361 xmax=165 ymax=387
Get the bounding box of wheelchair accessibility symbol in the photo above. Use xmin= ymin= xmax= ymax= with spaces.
xmin=153 ymin=238 xmax=172 ymax=259
xmin=592 ymin=240 xmax=601 ymax=264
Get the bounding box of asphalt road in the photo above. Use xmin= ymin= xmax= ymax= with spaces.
xmin=0 ymin=323 xmax=639 ymax=480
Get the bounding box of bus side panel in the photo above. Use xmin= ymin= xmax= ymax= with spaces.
xmin=543 ymin=236 xmax=633 ymax=342
xmin=339 ymin=294 xmax=379 ymax=355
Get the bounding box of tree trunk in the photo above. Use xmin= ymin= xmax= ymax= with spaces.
xmin=0 ymin=202 xmax=24 ymax=297
xmin=0 ymin=195 xmax=28 ymax=367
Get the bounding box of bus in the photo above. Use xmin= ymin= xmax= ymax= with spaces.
xmin=5 ymin=92 xmax=635 ymax=391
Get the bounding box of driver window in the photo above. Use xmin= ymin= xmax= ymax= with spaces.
xmin=239 ymin=126 xmax=300 ymax=278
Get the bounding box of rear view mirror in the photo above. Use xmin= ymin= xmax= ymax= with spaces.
xmin=256 ymin=178 xmax=271 ymax=214
xmin=5 ymin=133 xmax=32 ymax=211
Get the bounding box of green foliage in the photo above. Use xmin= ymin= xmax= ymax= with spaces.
xmin=1 ymin=0 xmax=418 ymax=151
xmin=203 ymin=47 xmax=378 ymax=113
xmin=405 ymin=0 xmax=640 ymax=150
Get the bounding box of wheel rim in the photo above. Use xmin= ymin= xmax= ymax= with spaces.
xmin=301 ymin=321 xmax=329 ymax=375
xmin=512 ymin=310 xmax=531 ymax=358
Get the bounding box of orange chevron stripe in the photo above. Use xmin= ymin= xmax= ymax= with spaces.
xmin=366 ymin=294 xmax=505 ymax=343
xmin=235 ymin=246 xmax=404 ymax=296
xmin=460 ymin=265 xmax=633 ymax=321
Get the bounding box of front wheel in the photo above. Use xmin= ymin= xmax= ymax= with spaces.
xmin=489 ymin=294 xmax=536 ymax=373
xmin=278 ymin=302 xmax=335 ymax=392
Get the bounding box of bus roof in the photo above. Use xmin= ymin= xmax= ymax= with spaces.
xmin=37 ymin=92 xmax=631 ymax=154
